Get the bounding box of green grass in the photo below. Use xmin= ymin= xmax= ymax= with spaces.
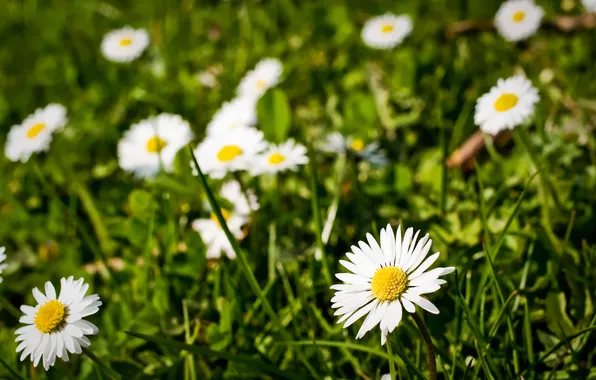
xmin=1 ymin=0 xmax=596 ymax=379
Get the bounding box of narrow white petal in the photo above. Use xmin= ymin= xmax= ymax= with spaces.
xmin=343 ymin=299 xmax=378 ymax=328
xmin=45 ymin=282 xmax=57 ymax=300
xmin=408 ymin=252 xmax=440 ymax=278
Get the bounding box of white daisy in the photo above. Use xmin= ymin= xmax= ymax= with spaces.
xmin=5 ymin=104 xmax=67 ymax=163
xmin=474 ymin=75 xmax=540 ymax=135
xmin=495 ymin=0 xmax=544 ymax=42
xmin=322 ymin=133 xmax=388 ymax=166
xmin=192 ymin=209 xmax=247 ymax=260
xmin=361 ymin=14 xmax=413 ymax=49
xmin=331 ymin=224 xmax=454 ymax=345
xmin=583 ymin=0 xmax=596 ymax=11
xmin=221 ymin=181 xmax=259 ymax=216
xmin=237 ymin=58 xmax=283 ymax=100
xmin=251 ymin=139 xmax=309 ymax=175
xmin=381 ymin=375 xmax=391 ymax=380
xmin=118 ymin=113 xmax=194 ymax=178
xmin=192 ymin=126 xmax=266 ymax=179
xmin=15 ymin=277 xmax=101 ymax=370
xmin=0 ymin=247 xmax=6 ymax=283
xmin=206 ymin=97 xmax=257 ymax=135
xmin=101 ymin=26 xmax=150 ymax=63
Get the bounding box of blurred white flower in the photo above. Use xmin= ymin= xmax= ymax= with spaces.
xmin=192 ymin=209 xmax=246 ymax=260
xmin=197 ymin=71 xmax=219 ymax=88
xmin=101 ymin=27 xmax=150 ymax=63
xmin=118 ymin=113 xmax=194 ymax=178
xmin=474 ymin=75 xmax=539 ymax=135
xmin=251 ymin=139 xmax=309 ymax=175
xmin=331 ymin=224 xmax=454 ymax=345
xmin=15 ymin=277 xmax=101 ymax=370
xmin=221 ymin=181 xmax=259 ymax=216
xmin=381 ymin=375 xmax=391 ymax=380
xmin=5 ymin=104 xmax=67 ymax=162
xmin=237 ymin=58 xmax=283 ymax=100
xmin=0 ymin=247 xmax=6 ymax=283
xmin=361 ymin=14 xmax=413 ymax=49
xmin=322 ymin=133 xmax=388 ymax=166
xmin=583 ymin=0 xmax=596 ymax=11
xmin=495 ymin=0 xmax=544 ymax=42
xmin=192 ymin=126 xmax=266 ymax=179
xmin=206 ymin=97 xmax=257 ymax=135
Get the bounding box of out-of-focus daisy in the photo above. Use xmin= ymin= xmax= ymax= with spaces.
xmin=192 ymin=209 xmax=247 ymax=260
xmin=0 ymin=247 xmax=6 ymax=283
xmin=331 ymin=224 xmax=454 ymax=345
xmin=251 ymin=140 xmax=309 ymax=175
xmin=192 ymin=126 xmax=266 ymax=179
xmin=5 ymin=104 xmax=67 ymax=162
xmin=221 ymin=181 xmax=259 ymax=216
xmin=15 ymin=277 xmax=101 ymax=370
xmin=583 ymin=0 xmax=596 ymax=11
xmin=206 ymin=97 xmax=257 ymax=135
xmin=237 ymin=58 xmax=283 ymax=100
xmin=495 ymin=0 xmax=544 ymax=42
xmin=323 ymin=133 xmax=388 ymax=166
xmin=381 ymin=375 xmax=391 ymax=380
xmin=197 ymin=71 xmax=219 ymax=88
xmin=474 ymin=75 xmax=539 ymax=135
xmin=101 ymin=27 xmax=150 ymax=63
xmin=118 ymin=113 xmax=194 ymax=178
xmin=361 ymin=14 xmax=413 ymax=49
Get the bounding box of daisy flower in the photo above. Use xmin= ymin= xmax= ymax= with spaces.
xmin=15 ymin=277 xmax=101 ymax=370
xmin=583 ymin=0 xmax=596 ymax=11
xmin=221 ymin=180 xmax=259 ymax=216
xmin=101 ymin=27 xmax=150 ymax=63
xmin=474 ymin=75 xmax=540 ymax=135
xmin=118 ymin=113 xmax=194 ymax=178
xmin=322 ymin=133 xmax=388 ymax=166
xmin=331 ymin=224 xmax=454 ymax=345
xmin=206 ymin=97 xmax=257 ymax=135
xmin=192 ymin=209 xmax=247 ymax=260
xmin=361 ymin=13 xmax=413 ymax=49
xmin=0 ymin=247 xmax=6 ymax=283
xmin=192 ymin=126 xmax=266 ymax=179
xmin=495 ymin=0 xmax=544 ymax=42
xmin=251 ymin=139 xmax=309 ymax=175
xmin=5 ymin=104 xmax=67 ymax=162
xmin=237 ymin=58 xmax=283 ymax=100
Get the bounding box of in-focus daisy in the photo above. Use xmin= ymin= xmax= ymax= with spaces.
xmin=192 ymin=126 xmax=266 ymax=179
xmin=583 ymin=0 xmax=596 ymax=11
xmin=361 ymin=13 xmax=413 ymax=49
xmin=118 ymin=113 xmax=194 ymax=178
xmin=322 ymin=133 xmax=388 ymax=166
xmin=495 ymin=0 xmax=544 ymax=42
xmin=101 ymin=27 xmax=150 ymax=63
xmin=15 ymin=277 xmax=101 ymax=370
xmin=221 ymin=181 xmax=259 ymax=216
xmin=237 ymin=58 xmax=283 ymax=100
xmin=474 ymin=75 xmax=540 ymax=135
xmin=331 ymin=224 xmax=454 ymax=345
xmin=251 ymin=139 xmax=309 ymax=175
xmin=5 ymin=104 xmax=67 ymax=163
xmin=192 ymin=208 xmax=247 ymax=260
xmin=0 ymin=247 xmax=6 ymax=283
xmin=206 ymin=97 xmax=257 ymax=135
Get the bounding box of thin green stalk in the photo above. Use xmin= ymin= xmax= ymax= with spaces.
xmin=412 ymin=312 xmax=437 ymax=380
xmin=387 ymin=340 xmax=397 ymax=380
xmin=189 ymin=148 xmax=320 ymax=379
xmin=307 ymin=160 xmax=332 ymax=285
xmin=140 ymin=206 xmax=155 ymax=302
xmin=268 ymin=222 xmax=277 ymax=282
xmin=82 ymin=347 xmax=121 ymax=380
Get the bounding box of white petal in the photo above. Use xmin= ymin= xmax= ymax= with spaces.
xmin=343 ymin=299 xmax=378 ymax=328
xmin=356 ymin=301 xmax=388 ymax=339
xmin=408 ymin=252 xmax=440 ymax=278
xmin=397 ymin=228 xmax=413 ymax=267
xmin=380 ymin=224 xmax=395 ymax=267
xmin=32 ymin=288 xmax=48 ymax=305
xmin=45 ymin=282 xmax=57 ymax=300
xmin=404 ymin=293 xmax=440 ymax=314
xmin=403 ymin=235 xmax=430 ymax=272
xmin=335 ymin=273 xmax=370 ymax=285
xmin=393 ymin=225 xmax=403 ymax=265
xmin=401 ymin=296 xmax=416 ymax=313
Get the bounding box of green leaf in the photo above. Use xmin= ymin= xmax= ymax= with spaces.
xmin=127 ymin=189 xmax=156 ymax=219
xmin=545 ymin=293 xmax=577 ymax=338
xmin=257 ymin=89 xmax=292 ymax=143
xmin=394 ymin=163 xmax=413 ymax=194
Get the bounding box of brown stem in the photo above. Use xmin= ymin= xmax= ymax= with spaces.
xmin=447 ymin=130 xmax=513 ymax=169
xmin=412 ymin=312 xmax=437 ymax=380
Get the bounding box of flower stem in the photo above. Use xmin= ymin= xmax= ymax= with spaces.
xmin=386 ymin=340 xmax=397 ymax=380
xmin=412 ymin=311 xmax=437 ymax=380
xmin=82 ymin=347 xmax=121 ymax=380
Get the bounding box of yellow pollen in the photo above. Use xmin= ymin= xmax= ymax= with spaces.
xmin=256 ymin=80 xmax=266 ymax=89
xmin=120 ymin=38 xmax=133 ymax=46
xmin=493 ymin=93 xmax=519 ymax=112
xmin=146 ymin=136 xmax=168 ymax=153
xmin=26 ymin=123 xmax=46 ymax=139
xmin=217 ymin=145 xmax=243 ymax=162
xmin=381 ymin=24 xmax=394 ymax=33
xmin=34 ymin=300 xmax=66 ymax=334
xmin=371 ymin=266 xmax=407 ymax=302
xmin=268 ymin=152 xmax=286 ymax=165
xmin=350 ymin=139 xmax=365 ymax=152
xmin=210 ymin=209 xmax=232 ymax=227
xmin=512 ymin=11 xmax=526 ymax=23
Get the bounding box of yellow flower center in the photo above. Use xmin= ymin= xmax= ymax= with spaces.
xmin=120 ymin=38 xmax=133 ymax=46
xmin=512 ymin=11 xmax=526 ymax=23
xmin=217 ymin=145 xmax=243 ymax=162
xmin=34 ymin=300 xmax=66 ymax=334
xmin=350 ymin=139 xmax=365 ymax=152
xmin=381 ymin=24 xmax=394 ymax=33
xmin=268 ymin=152 xmax=286 ymax=165
xmin=493 ymin=93 xmax=519 ymax=112
xmin=210 ymin=209 xmax=232 ymax=227
xmin=256 ymin=80 xmax=266 ymax=89
xmin=371 ymin=266 xmax=407 ymax=302
xmin=146 ymin=136 xmax=168 ymax=153
xmin=26 ymin=123 xmax=46 ymax=139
